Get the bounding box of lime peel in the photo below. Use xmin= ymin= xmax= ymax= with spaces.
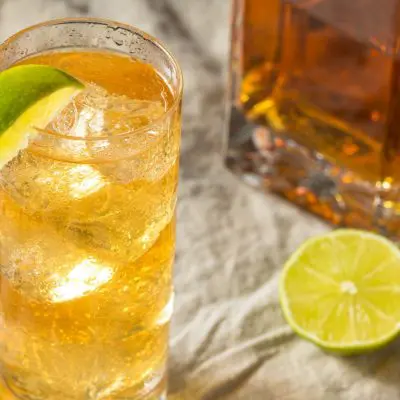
xmin=0 ymin=65 xmax=84 ymax=168
xmin=279 ymin=229 xmax=400 ymax=354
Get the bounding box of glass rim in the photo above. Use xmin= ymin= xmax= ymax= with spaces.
xmin=0 ymin=17 xmax=183 ymax=142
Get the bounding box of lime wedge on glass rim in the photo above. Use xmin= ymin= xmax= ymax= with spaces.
xmin=279 ymin=229 xmax=400 ymax=354
xmin=0 ymin=64 xmax=84 ymax=168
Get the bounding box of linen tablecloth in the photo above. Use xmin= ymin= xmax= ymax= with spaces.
xmin=1 ymin=1 xmax=399 ymax=399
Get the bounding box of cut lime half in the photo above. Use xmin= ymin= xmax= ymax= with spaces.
xmin=0 ymin=64 xmax=84 ymax=168
xmin=279 ymin=229 xmax=400 ymax=354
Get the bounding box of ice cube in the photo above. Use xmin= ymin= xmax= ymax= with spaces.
xmin=48 ymin=83 xmax=179 ymax=184
xmin=0 ymin=192 xmax=115 ymax=302
xmin=0 ymin=152 xmax=107 ymax=211
xmin=0 ymin=189 xmax=174 ymax=330
xmin=1 ymin=150 xmax=177 ymax=263
xmin=50 ymin=84 xmax=166 ymax=138
xmin=50 ymin=257 xmax=114 ymax=303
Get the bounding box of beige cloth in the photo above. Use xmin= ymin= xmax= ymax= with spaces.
xmin=171 ymin=164 xmax=400 ymax=400
xmin=0 ymin=1 xmax=399 ymax=399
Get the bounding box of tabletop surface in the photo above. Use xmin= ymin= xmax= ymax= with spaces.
xmin=1 ymin=1 xmax=400 ymax=399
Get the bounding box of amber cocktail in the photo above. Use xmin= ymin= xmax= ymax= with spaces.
xmin=0 ymin=19 xmax=182 ymax=400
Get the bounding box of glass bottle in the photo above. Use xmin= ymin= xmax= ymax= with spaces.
xmin=225 ymin=0 xmax=400 ymax=238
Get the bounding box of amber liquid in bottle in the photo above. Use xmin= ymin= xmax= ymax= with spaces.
xmin=227 ymin=0 xmax=400 ymax=235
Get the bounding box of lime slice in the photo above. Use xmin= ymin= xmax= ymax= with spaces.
xmin=279 ymin=229 xmax=400 ymax=354
xmin=0 ymin=64 xmax=84 ymax=168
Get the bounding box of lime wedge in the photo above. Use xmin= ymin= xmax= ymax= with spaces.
xmin=0 ymin=64 xmax=84 ymax=168
xmin=279 ymin=229 xmax=400 ymax=354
